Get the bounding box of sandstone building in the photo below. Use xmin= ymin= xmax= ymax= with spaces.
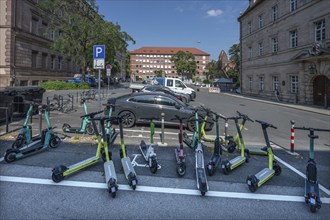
xmin=238 ymin=0 xmax=330 ymax=107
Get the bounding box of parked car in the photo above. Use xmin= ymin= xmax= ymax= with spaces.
xmin=140 ymin=85 xmax=191 ymax=103
xmin=65 ymin=75 xmax=96 ymax=87
xmin=105 ymin=92 xmax=213 ymax=131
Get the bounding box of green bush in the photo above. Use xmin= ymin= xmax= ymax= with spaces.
xmin=40 ymin=81 xmax=90 ymax=90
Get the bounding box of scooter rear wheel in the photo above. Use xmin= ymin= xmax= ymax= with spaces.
xmin=247 ymin=175 xmax=258 ymax=192
xmin=4 ymin=149 xmax=18 ymax=163
xmin=131 ymin=179 xmax=137 ymax=190
xmin=52 ymin=172 xmax=64 ymax=183
xmin=273 ymin=162 xmax=282 ymax=176
xmin=310 ymin=205 xmax=317 ymax=213
xmin=207 ymin=163 xmax=216 ymax=176
xmin=149 ymin=158 xmax=158 ymax=174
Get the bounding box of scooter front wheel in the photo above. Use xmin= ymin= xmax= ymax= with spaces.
xmin=176 ymin=163 xmax=186 ymax=176
xmin=86 ymin=123 xmax=94 ymax=135
xmin=273 ymin=162 xmax=282 ymax=176
xmin=207 ymin=163 xmax=216 ymax=176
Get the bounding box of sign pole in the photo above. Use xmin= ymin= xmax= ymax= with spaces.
xmin=98 ymin=69 xmax=101 ymax=112
xmin=107 ymin=76 xmax=110 ymax=95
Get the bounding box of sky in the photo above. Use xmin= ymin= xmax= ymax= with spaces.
xmin=96 ymin=0 xmax=249 ymax=61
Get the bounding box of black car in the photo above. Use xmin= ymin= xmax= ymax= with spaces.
xmin=106 ymin=92 xmax=213 ymax=131
xmin=140 ymin=85 xmax=191 ymax=103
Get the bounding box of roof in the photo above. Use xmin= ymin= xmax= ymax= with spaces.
xmin=130 ymin=47 xmax=210 ymax=56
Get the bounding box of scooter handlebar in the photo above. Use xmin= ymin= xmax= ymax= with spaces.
xmin=255 ymin=120 xmax=277 ymax=129
xmin=294 ymin=126 xmax=330 ymax=132
xmin=236 ymin=111 xmax=254 ymax=122
xmin=80 ymin=110 xmax=103 ymax=119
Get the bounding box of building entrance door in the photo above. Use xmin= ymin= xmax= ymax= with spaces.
xmin=313 ymin=75 xmax=330 ymax=107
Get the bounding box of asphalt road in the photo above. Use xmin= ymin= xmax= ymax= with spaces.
xmin=0 ymin=86 xmax=329 ymax=219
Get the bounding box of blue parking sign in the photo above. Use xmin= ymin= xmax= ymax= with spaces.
xmin=93 ymin=45 xmax=105 ymax=59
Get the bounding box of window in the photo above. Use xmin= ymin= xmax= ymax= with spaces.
xmin=50 ymin=55 xmax=55 ymax=70
xmin=154 ymin=97 xmax=177 ymax=106
xmin=129 ymin=95 xmax=154 ymax=104
xmin=248 ymin=77 xmax=253 ymax=90
xmin=32 ymin=80 xmax=39 ymax=86
xmin=41 ymin=22 xmax=48 ymax=37
xmin=290 ymin=0 xmax=297 ymax=12
xmin=49 ymin=31 xmax=55 ymax=40
xmin=290 ymin=76 xmax=298 ymax=93
xmin=58 ymin=57 xmax=62 ymax=70
xmin=259 ymin=77 xmax=264 ymax=91
xmin=175 ymin=80 xmax=185 ymax=88
xmin=248 ymin=47 xmax=252 ymax=59
xmin=315 ymin=19 xmax=326 ymax=41
xmin=272 ymin=76 xmax=279 ymax=91
xmin=32 ymin=51 xmax=38 ymax=68
xmin=248 ymin=21 xmax=252 ymax=34
xmin=272 ymin=37 xmax=279 ymax=53
xmin=20 ymin=80 xmax=28 ymax=86
xmin=258 ymin=14 xmax=263 ymax=28
xmin=166 ymin=79 xmax=173 ymax=87
xmin=258 ymin=42 xmax=263 ymax=56
xmin=290 ymin=30 xmax=298 ymax=48
xmin=31 ymin=17 xmax=39 ymax=35
xmin=272 ymin=5 xmax=278 ymax=21
xmin=42 ymin=53 xmax=47 ymax=69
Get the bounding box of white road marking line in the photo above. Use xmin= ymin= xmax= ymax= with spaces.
xmin=275 ymin=155 xmax=330 ymax=196
xmin=0 ymin=175 xmax=329 ymax=203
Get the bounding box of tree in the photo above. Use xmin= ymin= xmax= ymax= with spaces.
xmin=205 ymin=60 xmax=225 ymax=81
xmin=228 ymin=43 xmax=240 ymax=86
xmin=38 ymin=0 xmax=134 ymax=80
xmin=170 ymin=51 xmax=197 ymax=80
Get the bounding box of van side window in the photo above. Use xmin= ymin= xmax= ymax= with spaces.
xmin=175 ymin=80 xmax=185 ymax=88
xmin=167 ymin=79 xmax=173 ymax=87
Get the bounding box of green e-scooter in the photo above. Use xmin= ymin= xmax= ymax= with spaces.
xmin=246 ymin=120 xmax=281 ymax=192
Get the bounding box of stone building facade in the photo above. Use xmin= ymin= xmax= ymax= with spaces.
xmin=0 ymin=0 xmax=79 ymax=88
xmin=238 ymin=0 xmax=330 ymax=107
xmin=129 ymin=47 xmax=209 ymax=81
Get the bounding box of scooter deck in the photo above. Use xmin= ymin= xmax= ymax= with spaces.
xmin=305 ymin=179 xmax=320 ymax=198
xmin=229 ymin=155 xmax=246 ymax=170
xmin=104 ymin=161 xmax=117 ymax=183
xmin=246 ymin=146 xmax=268 ymax=156
xmin=121 ymin=157 xmax=136 ymax=177
xmin=255 ymin=168 xmax=274 ymax=186
xmin=67 ymin=156 xmax=99 ymax=170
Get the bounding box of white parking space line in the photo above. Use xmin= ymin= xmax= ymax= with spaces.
xmin=275 ymin=155 xmax=330 ymax=196
xmin=1 ymin=175 xmax=329 ymax=203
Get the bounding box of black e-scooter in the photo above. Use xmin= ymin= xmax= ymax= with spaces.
xmin=171 ymin=115 xmax=187 ymax=176
xmin=294 ymin=126 xmax=330 ymax=213
xmin=246 ymin=120 xmax=281 ymax=192
xmin=139 ymin=117 xmax=159 ymax=174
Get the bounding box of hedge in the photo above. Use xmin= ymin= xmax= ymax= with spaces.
xmin=40 ymin=81 xmax=90 ymax=90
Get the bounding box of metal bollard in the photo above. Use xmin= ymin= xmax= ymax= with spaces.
xmin=161 ymin=112 xmax=165 ymax=144
xmin=290 ymin=120 xmax=295 ymax=153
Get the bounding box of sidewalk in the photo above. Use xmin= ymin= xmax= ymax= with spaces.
xmin=222 ymin=92 xmax=330 ymax=116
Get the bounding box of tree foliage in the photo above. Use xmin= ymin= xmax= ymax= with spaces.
xmin=154 ymin=70 xmax=164 ymax=77
xmin=170 ymin=51 xmax=197 ymax=80
xmin=38 ymin=0 xmax=134 ymax=79
xmin=228 ymin=43 xmax=240 ymax=87
xmin=205 ymin=60 xmax=225 ymax=81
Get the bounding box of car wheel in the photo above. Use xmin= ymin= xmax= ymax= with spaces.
xmin=187 ymin=116 xmax=196 ymax=132
xmin=119 ymin=111 xmax=136 ymax=128
xmin=181 ymin=97 xmax=188 ymax=104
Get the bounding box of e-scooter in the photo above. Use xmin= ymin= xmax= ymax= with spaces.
xmin=52 ymin=111 xmax=119 ymax=197
xmin=294 ymin=126 xmax=330 ymax=213
xmin=139 ymin=117 xmax=159 ymax=174
xmin=221 ymin=115 xmax=250 ymax=174
xmin=190 ymin=110 xmax=209 ymax=196
xmin=117 ymin=115 xmax=138 ymax=190
xmin=12 ymin=102 xmax=40 ymax=149
xmin=4 ymin=105 xmax=61 ymax=163
xmin=62 ymin=98 xmax=94 ymax=135
xmin=171 ymin=115 xmax=187 ymax=176
xmin=237 ymin=111 xmax=268 ymax=156
xmin=203 ymin=107 xmax=222 ymax=176
xmin=246 ymin=120 xmax=281 ymax=192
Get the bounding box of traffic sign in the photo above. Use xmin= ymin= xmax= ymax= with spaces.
xmin=93 ymin=45 xmax=105 ymax=59
xmin=106 ymin=64 xmax=112 ymax=69
xmin=94 ymin=59 xmax=105 ymax=69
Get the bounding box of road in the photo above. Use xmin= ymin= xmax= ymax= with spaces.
xmin=0 ymin=86 xmax=329 ymax=219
